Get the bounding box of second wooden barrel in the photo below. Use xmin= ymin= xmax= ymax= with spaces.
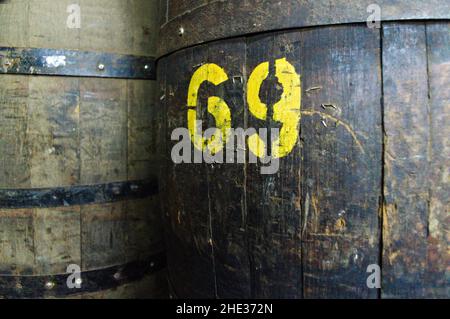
xmin=0 ymin=0 xmax=166 ymax=298
xmin=157 ymin=0 xmax=449 ymax=298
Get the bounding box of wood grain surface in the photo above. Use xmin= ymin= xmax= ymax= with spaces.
xmin=159 ymin=21 xmax=449 ymax=299
xmin=0 ymin=0 xmax=165 ymax=298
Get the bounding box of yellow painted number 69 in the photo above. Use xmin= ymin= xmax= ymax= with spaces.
xmin=187 ymin=58 xmax=301 ymax=158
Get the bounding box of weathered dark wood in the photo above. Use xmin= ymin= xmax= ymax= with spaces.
xmin=206 ymin=39 xmax=251 ymax=298
xmin=382 ymin=22 xmax=449 ymax=298
xmin=159 ymin=19 xmax=448 ymax=298
xmin=158 ymin=0 xmax=450 ymax=57
xmin=160 ymin=24 xmax=381 ymax=298
xmin=0 ymin=0 xmax=165 ymax=298
xmin=245 ymin=32 xmax=303 ymax=299
xmin=166 ymin=0 xmax=207 ymax=23
xmin=299 ymin=25 xmax=382 ymax=299
xmin=425 ymin=22 xmax=450 ymax=299
xmin=162 ymin=46 xmax=216 ymax=298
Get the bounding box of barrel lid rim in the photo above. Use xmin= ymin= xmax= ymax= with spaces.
xmin=157 ymin=0 xmax=450 ymax=58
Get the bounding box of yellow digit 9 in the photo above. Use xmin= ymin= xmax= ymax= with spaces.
xmin=247 ymin=58 xmax=301 ymax=158
xmin=187 ymin=63 xmax=231 ymax=154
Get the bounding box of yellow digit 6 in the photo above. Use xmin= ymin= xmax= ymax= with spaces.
xmin=187 ymin=63 xmax=231 ymax=154
xmin=247 ymin=58 xmax=301 ymax=158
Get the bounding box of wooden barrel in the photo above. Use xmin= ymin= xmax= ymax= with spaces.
xmin=0 ymin=0 xmax=166 ymax=298
xmin=157 ymin=0 xmax=449 ymax=298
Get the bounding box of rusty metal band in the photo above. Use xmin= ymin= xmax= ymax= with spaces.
xmin=0 ymin=47 xmax=156 ymax=79
xmin=0 ymin=251 xmax=166 ymax=298
xmin=0 ymin=178 xmax=158 ymax=209
xmin=158 ymin=0 xmax=450 ymax=57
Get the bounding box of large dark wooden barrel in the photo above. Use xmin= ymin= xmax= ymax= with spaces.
xmin=157 ymin=0 xmax=449 ymax=298
xmin=0 ymin=0 xmax=166 ymax=298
